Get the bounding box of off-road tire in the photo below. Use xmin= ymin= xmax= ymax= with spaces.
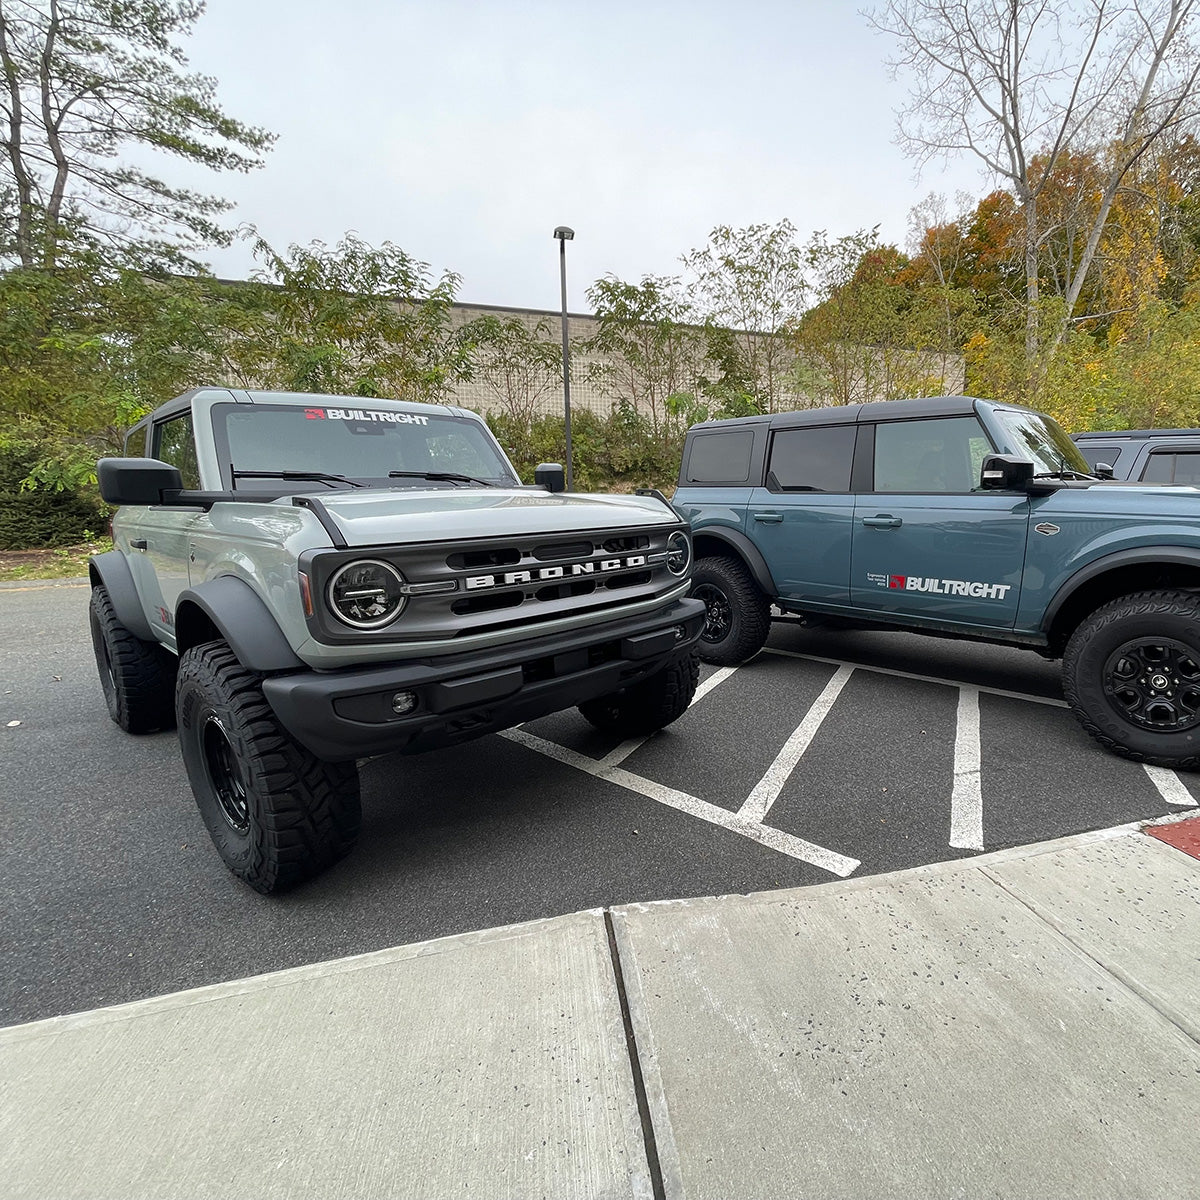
xmin=1062 ymin=589 xmax=1200 ymax=770
xmin=578 ymin=652 xmax=700 ymax=737
xmin=176 ymin=640 xmax=361 ymax=893
xmin=89 ymin=585 xmax=177 ymax=734
xmin=691 ymin=555 xmax=772 ymax=666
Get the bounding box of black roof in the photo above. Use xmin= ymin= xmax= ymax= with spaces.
xmin=688 ymin=394 xmax=1026 ymax=432
xmin=1073 ymin=428 xmax=1200 ymax=439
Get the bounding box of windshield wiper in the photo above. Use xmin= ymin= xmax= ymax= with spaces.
xmin=388 ymin=470 xmax=496 ymax=488
xmin=232 ymin=470 xmax=365 ymax=489
xmin=1033 ymin=469 xmax=1097 ymax=481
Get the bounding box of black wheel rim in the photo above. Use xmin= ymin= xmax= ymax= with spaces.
xmin=201 ymin=715 xmax=250 ymax=832
xmin=90 ymin=609 xmax=116 ymax=702
xmin=693 ymin=582 xmax=732 ymax=644
xmin=1102 ymin=637 xmax=1200 ymax=733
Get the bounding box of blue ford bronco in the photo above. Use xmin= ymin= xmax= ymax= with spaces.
xmin=674 ymin=395 xmax=1200 ymax=769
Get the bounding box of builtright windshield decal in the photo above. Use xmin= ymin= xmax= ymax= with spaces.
xmin=866 ymin=572 xmax=1012 ymax=599
xmin=304 ymin=406 xmax=429 ymax=426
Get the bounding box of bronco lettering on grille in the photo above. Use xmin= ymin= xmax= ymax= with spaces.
xmin=464 ymin=554 xmax=647 ymax=591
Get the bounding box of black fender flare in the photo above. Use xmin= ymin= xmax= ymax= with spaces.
xmin=88 ymin=551 xmax=155 ymax=641
xmin=1042 ymin=545 xmax=1200 ymax=632
xmin=175 ymin=576 xmax=305 ymax=672
xmin=690 ymin=526 xmax=778 ymax=596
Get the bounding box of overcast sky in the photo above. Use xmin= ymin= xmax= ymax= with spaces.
xmin=181 ymin=0 xmax=989 ymax=311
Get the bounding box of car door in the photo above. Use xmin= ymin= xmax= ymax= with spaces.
xmin=849 ymin=415 xmax=1030 ymax=629
xmin=746 ymin=422 xmax=858 ymax=606
xmin=129 ymin=410 xmax=204 ymax=645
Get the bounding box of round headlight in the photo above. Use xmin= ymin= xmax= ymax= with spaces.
xmin=666 ymin=530 xmax=691 ymax=576
xmin=327 ymin=560 xmax=406 ymax=629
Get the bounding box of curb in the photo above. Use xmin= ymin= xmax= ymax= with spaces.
xmin=0 ymin=577 xmax=89 ymax=590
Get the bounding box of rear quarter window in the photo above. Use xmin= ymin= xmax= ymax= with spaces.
xmin=1142 ymin=451 xmax=1200 ymax=485
xmin=684 ymin=430 xmax=755 ymax=484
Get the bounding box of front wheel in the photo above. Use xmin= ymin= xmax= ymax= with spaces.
xmin=1062 ymin=590 xmax=1200 ymax=769
xmin=690 ymin=556 xmax=772 ymax=666
xmin=176 ymin=640 xmax=361 ymax=893
xmin=578 ymin=653 xmax=700 ymax=737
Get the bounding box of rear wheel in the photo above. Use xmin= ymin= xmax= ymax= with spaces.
xmin=1062 ymin=589 xmax=1200 ymax=769
xmin=176 ymin=640 xmax=361 ymax=893
xmin=578 ymin=653 xmax=700 ymax=737
xmin=88 ymin=585 xmax=176 ymax=733
xmin=691 ymin=556 xmax=772 ymax=666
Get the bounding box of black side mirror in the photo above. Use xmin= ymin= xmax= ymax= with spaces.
xmin=535 ymin=462 xmax=566 ymax=493
xmin=1095 ymin=462 xmax=1115 ymax=480
xmin=97 ymin=457 xmax=183 ymax=505
xmin=979 ymin=454 xmax=1034 ymax=491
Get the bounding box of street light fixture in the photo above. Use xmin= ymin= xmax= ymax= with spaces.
xmin=553 ymin=225 xmax=575 ymax=491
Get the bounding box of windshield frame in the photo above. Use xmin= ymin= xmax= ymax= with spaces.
xmin=210 ymin=402 xmax=521 ymax=492
xmin=987 ymin=406 xmax=1094 ymax=478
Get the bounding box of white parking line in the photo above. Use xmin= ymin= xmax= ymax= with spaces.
xmin=1142 ymin=764 xmax=1198 ymax=808
xmin=739 ymin=666 xmax=855 ymax=824
xmin=762 ymin=647 xmax=1070 ymax=708
xmin=692 ymin=665 xmax=738 ymax=705
xmin=500 ymin=727 xmax=860 ymax=877
xmin=950 ymin=687 xmax=985 ymax=850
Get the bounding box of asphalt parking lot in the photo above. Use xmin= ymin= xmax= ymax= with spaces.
xmin=2 ymin=582 xmax=1197 ymax=1027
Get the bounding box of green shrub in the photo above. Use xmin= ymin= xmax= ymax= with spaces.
xmin=0 ymin=442 xmax=108 ymax=549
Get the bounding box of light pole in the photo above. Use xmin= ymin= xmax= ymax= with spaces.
xmin=553 ymin=225 xmax=575 ymax=491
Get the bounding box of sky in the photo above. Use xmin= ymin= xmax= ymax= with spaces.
xmin=177 ymin=0 xmax=991 ymax=312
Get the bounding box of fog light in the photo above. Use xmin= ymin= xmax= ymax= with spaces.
xmin=391 ymin=691 xmax=418 ymax=715
xmin=673 ymin=625 xmax=686 ymax=641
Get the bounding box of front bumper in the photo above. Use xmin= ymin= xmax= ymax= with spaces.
xmin=261 ymin=596 xmax=706 ymax=761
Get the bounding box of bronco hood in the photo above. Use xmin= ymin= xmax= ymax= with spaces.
xmin=288 ymin=487 xmax=680 ymax=547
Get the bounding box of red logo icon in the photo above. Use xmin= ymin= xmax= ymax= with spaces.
xmin=888 ymin=575 xmax=906 ymax=589
xmin=304 ymin=408 xmax=326 ymax=420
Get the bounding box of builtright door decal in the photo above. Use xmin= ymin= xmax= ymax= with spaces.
xmin=866 ymin=571 xmax=1012 ymax=600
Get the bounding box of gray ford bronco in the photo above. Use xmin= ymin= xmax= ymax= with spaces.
xmin=673 ymin=395 xmax=1200 ymax=770
xmin=90 ymin=388 xmax=703 ymax=891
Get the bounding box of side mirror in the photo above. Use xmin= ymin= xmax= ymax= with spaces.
xmin=979 ymin=454 xmax=1034 ymax=492
xmin=1095 ymin=462 xmax=1115 ymax=480
xmin=97 ymin=457 xmax=183 ymax=506
xmin=535 ymin=462 xmax=566 ymax=494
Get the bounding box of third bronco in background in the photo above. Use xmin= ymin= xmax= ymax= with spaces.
xmin=675 ymin=395 xmax=1200 ymax=770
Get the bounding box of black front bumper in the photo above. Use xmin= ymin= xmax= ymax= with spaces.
xmin=261 ymin=597 xmax=706 ymax=761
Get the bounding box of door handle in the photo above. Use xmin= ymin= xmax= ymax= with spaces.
xmin=752 ymin=511 xmax=783 ymax=523
xmin=861 ymin=516 xmax=902 ymax=529
xmin=130 ymin=538 xmax=148 ymax=550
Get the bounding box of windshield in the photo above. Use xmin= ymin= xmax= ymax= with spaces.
xmin=990 ymin=408 xmax=1094 ymax=477
xmin=215 ymin=402 xmax=518 ymax=489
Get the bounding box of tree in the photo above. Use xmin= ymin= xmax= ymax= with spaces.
xmin=585 ymin=274 xmax=707 ymax=434
xmin=870 ymin=0 xmax=1200 ymax=389
xmin=247 ymin=233 xmax=470 ymax=402
xmin=461 ymin=313 xmax=561 ymax=428
xmin=0 ymin=0 xmax=273 ymax=269
xmin=681 ymin=221 xmax=808 ymax=412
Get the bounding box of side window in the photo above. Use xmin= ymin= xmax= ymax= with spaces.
xmin=1078 ymin=443 xmax=1123 ymax=471
xmin=1142 ymin=451 xmax=1200 ymax=485
xmin=685 ymin=430 xmax=754 ymax=484
xmin=767 ymin=426 xmax=855 ymax=492
xmin=154 ymin=413 xmax=200 ymax=489
xmin=873 ymin=417 xmax=993 ymax=494
xmin=124 ymin=425 xmax=147 ymax=457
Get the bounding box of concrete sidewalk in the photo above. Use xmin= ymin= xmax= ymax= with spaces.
xmin=3 ymin=823 xmax=1198 ymax=1200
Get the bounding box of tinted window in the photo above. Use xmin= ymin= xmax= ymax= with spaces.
xmin=154 ymin=413 xmax=200 ymax=489
xmin=1077 ymin=443 xmax=1123 ymax=470
xmin=1142 ymin=451 xmax=1200 ymax=485
xmin=686 ymin=430 xmax=754 ymax=483
xmin=217 ymin=405 xmax=516 ymax=487
xmin=873 ymin=417 xmax=993 ymax=494
xmin=124 ymin=425 xmax=147 ymax=457
xmin=767 ymin=426 xmax=855 ymax=492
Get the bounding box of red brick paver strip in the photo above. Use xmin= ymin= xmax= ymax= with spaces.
xmin=1147 ymin=814 xmax=1200 ymax=860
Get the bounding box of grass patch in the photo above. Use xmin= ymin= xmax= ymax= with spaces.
xmin=0 ymin=537 xmax=111 ymax=583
